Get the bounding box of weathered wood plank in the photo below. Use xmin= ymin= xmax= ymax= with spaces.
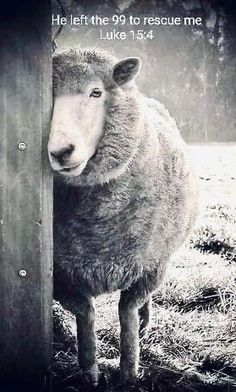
xmin=0 ymin=1 xmax=53 ymax=390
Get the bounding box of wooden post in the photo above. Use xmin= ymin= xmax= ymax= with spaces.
xmin=0 ymin=1 xmax=53 ymax=390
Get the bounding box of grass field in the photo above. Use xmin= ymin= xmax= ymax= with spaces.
xmin=52 ymin=144 xmax=236 ymax=392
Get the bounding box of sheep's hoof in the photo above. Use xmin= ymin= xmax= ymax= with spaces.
xmin=120 ymin=365 xmax=138 ymax=382
xmin=82 ymin=365 xmax=99 ymax=387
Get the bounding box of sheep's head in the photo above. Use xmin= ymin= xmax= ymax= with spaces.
xmin=48 ymin=49 xmax=141 ymax=183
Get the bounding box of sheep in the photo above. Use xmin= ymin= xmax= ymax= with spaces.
xmin=48 ymin=48 xmax=198 ymax=384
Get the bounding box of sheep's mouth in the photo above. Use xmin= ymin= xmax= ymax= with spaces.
xmin=58 ymin=163 xmax=82 ymax=174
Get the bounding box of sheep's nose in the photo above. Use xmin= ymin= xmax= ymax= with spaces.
xmin=50 ymin=144 xmax=75 ymax=164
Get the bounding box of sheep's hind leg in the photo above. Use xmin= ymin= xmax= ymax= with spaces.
xmin=75 ymin=295 xmax=98 ymax=385
xmin=139 ymin=297 xmax=151 ymax=338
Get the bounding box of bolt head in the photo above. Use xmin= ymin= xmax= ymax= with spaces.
xmin=18 ymin=269 xmax=27 ymax=278
xmin=18 ymin=142 xmax=27 ymax=151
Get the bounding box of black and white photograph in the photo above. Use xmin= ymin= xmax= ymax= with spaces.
xmin=0 ymin=1 xmax=235 ymax=391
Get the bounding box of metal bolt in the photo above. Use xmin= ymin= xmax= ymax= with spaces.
xmin=18 ymin=269 xmax=27 ymax=278
xmin=18 ymin=142 xmax=27 ymax=151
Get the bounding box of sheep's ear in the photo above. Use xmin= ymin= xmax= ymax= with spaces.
xmin=112 ymin=57 xmax=141 ymax=85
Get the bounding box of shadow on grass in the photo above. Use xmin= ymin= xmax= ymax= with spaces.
xmin=52 ymin=349 xmax=236 ymax=392
xmin=191 ymin=226 xmax=236 ymax=262
xmin=153 ymin=286 xmax=234 ymax=313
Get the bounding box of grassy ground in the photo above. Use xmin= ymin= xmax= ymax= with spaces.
xmin=52 ymin=144 xmax=236 ymax=392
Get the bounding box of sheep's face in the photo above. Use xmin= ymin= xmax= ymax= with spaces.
xmin=48 ymin=50 xmax=141 ymax=181
xmin=48 ymin=79 xmax=107 ymax=177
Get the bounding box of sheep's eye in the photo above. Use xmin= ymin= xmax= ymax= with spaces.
xmin=90 ymin=88 xmax=102 ymax=98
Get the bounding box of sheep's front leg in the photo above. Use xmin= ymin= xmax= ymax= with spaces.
xmin=119 ymin=291 xmax=140 ymax=380
xmin=119 ymin=268 xmax=160 ymax=380
xmin=75 ymin=296 xmax=98 ymax=384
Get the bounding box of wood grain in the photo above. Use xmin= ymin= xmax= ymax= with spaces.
xmin=0 ymin=1 xmax=53 ymax=390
